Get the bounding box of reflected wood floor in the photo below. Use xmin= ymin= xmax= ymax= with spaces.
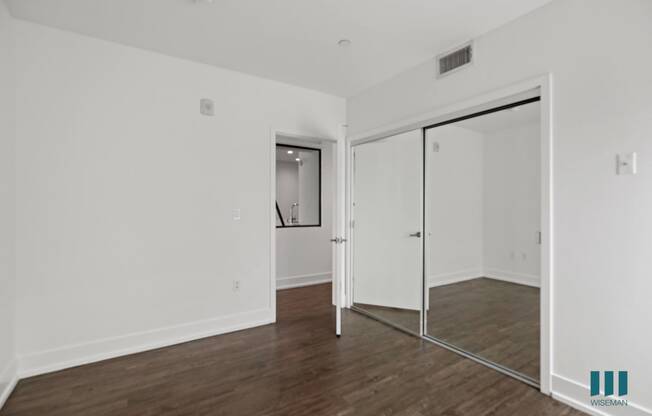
xmin=353 ymin=303 xmax=420 ymax=334
xmin=428 ymin=278 xmax=539 ymax=380
xmin=355 ymin=278 xmax=539 ymax=380
xmin=1 ymin=283 xmax=581 ymax=416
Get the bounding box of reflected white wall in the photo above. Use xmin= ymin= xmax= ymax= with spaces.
xmin=276 ymin=161 xmax=299 ymax=224
xmin=426 ymin=125 xmax=484 ymax=287
xmin=427 ymin=120 xmax=541 ymax=288
xmin=483 ymin=122 xmax=540 ymax=285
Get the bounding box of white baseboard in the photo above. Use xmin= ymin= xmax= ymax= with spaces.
xmin=429 ymin=268 xmax=540 ymax=288
xmin=483 ymin=268 xmax=540 ymax=288
xmin=0 ymin=359 xmax=18 ymax=410
xmin=18 ymin=308 xmax=274 ymax=379
xmin=552 ymin=374 xmax=651 ymax=416
xmin=277 ymin=272 xmax=331 ymax=290
xmin=428 ymin=268 xmax=484 ymax=288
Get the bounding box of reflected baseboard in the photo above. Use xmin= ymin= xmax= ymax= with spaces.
xmin=428 ymin=268 xmax=540 ymax=288
xmin=428 ymin=269 xmax=484 ymax=288
xmin=353 ymin=302 xmax=420 ymax=313
xmin=483 ymin=268 xmax=540 ymax=288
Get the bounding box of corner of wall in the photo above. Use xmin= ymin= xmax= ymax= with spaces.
xmin=0 ymin=359 xmax=18 ymax=410
xmin=0 ymin=0 xmax=18 ymax=410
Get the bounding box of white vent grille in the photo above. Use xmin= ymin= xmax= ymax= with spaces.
xmin=437 ymin=43 xmax=472 ymax=77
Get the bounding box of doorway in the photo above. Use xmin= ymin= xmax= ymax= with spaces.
xmin=271 ymin=130 xmax=346 ymax=336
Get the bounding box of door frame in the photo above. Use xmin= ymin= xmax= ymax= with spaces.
xmin=345 ymin=74 xmax=553 ymax=394
xmin=269 ymin=127 xmax=347 ymax=333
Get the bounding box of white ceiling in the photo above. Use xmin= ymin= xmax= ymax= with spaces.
xmin=5 ymin=0 xmax=552 ymax=97
xmin=276 ymin=144 xmax=318 ymax=163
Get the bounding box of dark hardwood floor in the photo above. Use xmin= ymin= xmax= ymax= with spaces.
xmin=1 ymin=283 xmax=581 ymax=416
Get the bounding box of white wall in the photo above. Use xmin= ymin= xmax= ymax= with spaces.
xmin=483 ymin=122 xmax=540 ymax=285
xmin=426 ymin=125 xmax=484 ymax=286
xmin=13 ymin=19 xmax=345 ymax=376
xmin=276 ymin=143 xmax=333 ymax=289
xmin=0 ymin=0 xmax=17 ymax=406
xmin=276 ymin=161 xmax=299 ymax=224
xmin=348 ymin=0 xmax=652 ymax=412
xmin=297 ymin=149 xmax=319 ymax=225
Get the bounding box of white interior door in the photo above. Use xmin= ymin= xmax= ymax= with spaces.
xmin=352 ymin=129 xmax=422 ymax=311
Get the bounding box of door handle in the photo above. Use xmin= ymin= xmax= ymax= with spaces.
xmin=409 ymin=231 xmax=422 ymax=238
xmin=330 ymin=237 xmax=347 ymax=244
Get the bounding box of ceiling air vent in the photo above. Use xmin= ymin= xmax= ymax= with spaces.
xmin=437 ymin=43 xmax=473 ymax=78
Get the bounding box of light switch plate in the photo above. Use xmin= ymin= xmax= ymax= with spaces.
xmin=617 ymin=152 xmax=637 ymax=175
xmin=232 ymin=209 xmax=241 ymax=221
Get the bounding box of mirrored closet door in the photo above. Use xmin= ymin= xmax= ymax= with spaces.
xmin=351 ymin=129 xmax=423 ymax=334
xmin=423 ymin=98 xmax=541 ymax=383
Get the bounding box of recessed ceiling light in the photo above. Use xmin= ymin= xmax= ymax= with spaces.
xmin=337 ymin=39 xmax=352 ymax=47
xmin=287 ymin=150 xmax=294 ymax=154
xmin=295 ymin=158 xmax=301 ymax=162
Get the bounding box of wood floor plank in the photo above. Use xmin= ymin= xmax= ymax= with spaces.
xmin=0 ymin=284 xmax=583 ymax=416
xmin=428 ymin=278 xmax=540 ymax=380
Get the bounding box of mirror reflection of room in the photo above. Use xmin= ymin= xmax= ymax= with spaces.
xmin=425 ymin=100 xmax=541 ymax=381
xmin=276 ymin=144 xmax=321 ymax=227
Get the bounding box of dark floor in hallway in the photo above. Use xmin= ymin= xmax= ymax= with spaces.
xmin=1 ymin=283 xmax=581 ymax=416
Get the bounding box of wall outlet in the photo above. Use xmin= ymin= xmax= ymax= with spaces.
xmin=617 ymin=152 xmax=637 ymax=175
xmin=233 ymin=280 xmax=240 ymax=292
xmin=232 ymin=208 xmax=241 ymax=221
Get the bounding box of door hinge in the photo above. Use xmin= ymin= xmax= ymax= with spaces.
xmin=536 ymin=231 xmax=542 ymax=245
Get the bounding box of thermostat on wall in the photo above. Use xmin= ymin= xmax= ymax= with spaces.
xmin=200 ymin=98 xmax=215 ymax=116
